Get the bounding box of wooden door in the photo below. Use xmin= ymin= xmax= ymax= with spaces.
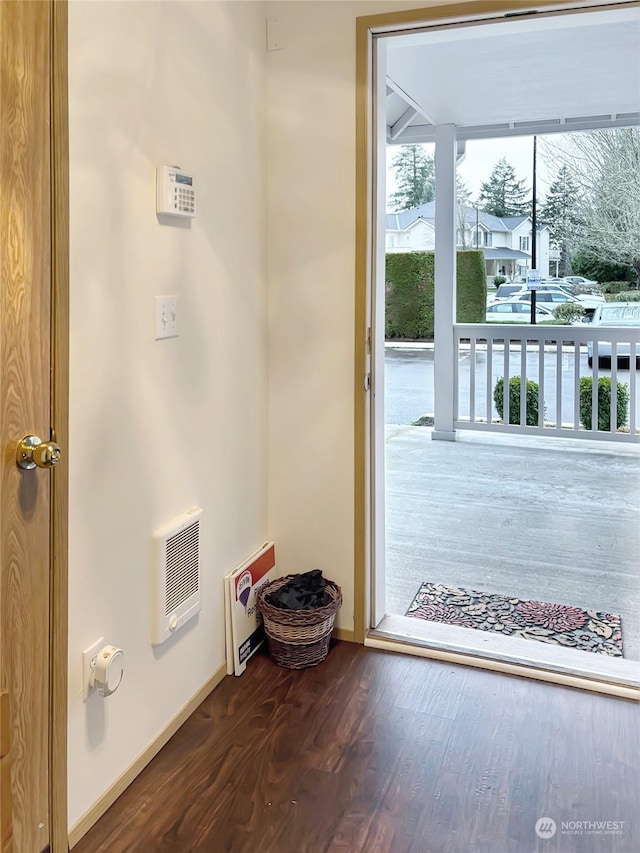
xmin=0 ymin=2 xmax=64 ymax=851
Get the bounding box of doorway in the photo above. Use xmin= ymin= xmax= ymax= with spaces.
xmin=356 ymin=0 xmax=640 ymax=696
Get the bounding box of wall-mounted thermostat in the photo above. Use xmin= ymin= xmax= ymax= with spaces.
xmin=156 ymin=165 xmax=196 ymax=218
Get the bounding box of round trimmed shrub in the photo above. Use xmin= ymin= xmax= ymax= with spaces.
xmin=579 ymin=377 xmax=630 ymax=431
xmin=553 ymin=303 xmax=585 ymax=324
xmin=493 ymin=275 xmax=507 ymax=286
xmin=493 ymin=376 xmax=541 ymax=426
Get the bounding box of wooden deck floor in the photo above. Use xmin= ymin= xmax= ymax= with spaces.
xmin=73 ymin=642 xmax=639 ymax=853
xmin=385 ymin=428 xmax=640 ymax=661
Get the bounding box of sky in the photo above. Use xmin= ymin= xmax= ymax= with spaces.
xmin=386 ymin=135 xmax=555 ymax=211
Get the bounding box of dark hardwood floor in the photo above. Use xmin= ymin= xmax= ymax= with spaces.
xmin=73 ymin=642 xmax=639 ymax=853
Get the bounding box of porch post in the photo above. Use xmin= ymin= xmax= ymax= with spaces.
xmin=432 ymin=123 xmax=457 ymax=441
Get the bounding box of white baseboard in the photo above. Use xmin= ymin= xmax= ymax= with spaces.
xmin=68 ymin=662 xmax=228 ymax=849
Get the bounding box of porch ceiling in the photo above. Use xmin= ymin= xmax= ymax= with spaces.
xmin=385 ymin=5 xmax=640 ymax=144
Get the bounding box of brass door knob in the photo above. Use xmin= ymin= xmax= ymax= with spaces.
xmin=16 ymin=435 xmax=62 ymax=470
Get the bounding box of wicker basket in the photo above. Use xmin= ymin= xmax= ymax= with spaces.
xmin=257 ymin=575 xmax=342 ymax=669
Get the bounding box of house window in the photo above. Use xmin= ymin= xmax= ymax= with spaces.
xmin=519 ymin=236 xmax=530 ymax=252
xmin=484 ymin=232 xmax=492 ymax=247
xmin=388 ymin=235 xmax=395 ymax=247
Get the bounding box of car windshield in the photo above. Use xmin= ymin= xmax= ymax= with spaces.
xmin=599 ymin=305 xmax=640 ymax=322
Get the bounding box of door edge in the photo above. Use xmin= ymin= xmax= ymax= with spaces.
xmin=50 ymin=1 xmax=69 ymax=850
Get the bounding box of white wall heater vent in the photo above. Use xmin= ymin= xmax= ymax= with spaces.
xmin=151 ymin=507 xmax=203 ymax=646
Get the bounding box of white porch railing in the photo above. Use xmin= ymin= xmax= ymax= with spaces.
xmin=453 ymin=324 xmax=640 ymax=443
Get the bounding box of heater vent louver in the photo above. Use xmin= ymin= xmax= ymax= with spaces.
xmin=165 ymin=522 xmax=200 ymax=614
xmin=152 ymin=507 xmax=202 ymax=646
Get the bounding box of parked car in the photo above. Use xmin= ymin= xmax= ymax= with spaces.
xmin=493 ymin=283 xmax=530 ymax=302
xmin=486 ymin=300 xmax=555 ymax=323
xmin=511 ymin=285 xmax=603 ymax=311
xmin=585 ymin=302 xmax=640 ymax=368
xmin=560 ymin=276 xmax=604 ymax=297
xmin=510 ymin=289 xmax=581 ymax=305
xmin=563 ymin=276 xmax=598 ymax=287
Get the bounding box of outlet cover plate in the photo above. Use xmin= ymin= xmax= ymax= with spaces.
xmin=155 ymin=296 xmax=179 ymax=340
xmin=82 ymin=637 xmax=104 ymax=701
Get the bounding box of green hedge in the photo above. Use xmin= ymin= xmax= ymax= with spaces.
xmin=601 ymin=281 xmax=633 ymax=294
xmin=385 ymin=251 xmax=486 ymax=339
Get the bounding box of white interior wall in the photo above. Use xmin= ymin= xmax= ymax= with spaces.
xmin=67 ymin=0 xmax=267 ymax=829
xmin=266 ymin=0 xmax=441 ymax=633
xmin=65 ymin=0 xmax=461 ymax=832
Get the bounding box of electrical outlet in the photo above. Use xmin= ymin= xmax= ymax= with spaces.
xmin=82 ymin=637 xmax=104 ymax=701
xmin=155 ymin=296 xmax=179 ymax=340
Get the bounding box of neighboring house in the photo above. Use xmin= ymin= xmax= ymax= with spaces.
xmin=386 ymin=202 xmax=559 ymax=281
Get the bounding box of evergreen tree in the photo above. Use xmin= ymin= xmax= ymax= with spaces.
xmin=571 ymin=248 xmax=635 ymax=285
xmin=540 ymin=165 xmax=583 ymax=275
xmin=388 ymin=145 xmax=435 ymax=211
xmin=478 ymin=157 xmax=530 ymax=217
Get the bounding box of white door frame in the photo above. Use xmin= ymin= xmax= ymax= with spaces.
xmin=370 ymin=36 xmax=388 ymax=628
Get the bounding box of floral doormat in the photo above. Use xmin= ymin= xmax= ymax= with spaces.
xmin=406 ymin=582 xmax=623 ymax=657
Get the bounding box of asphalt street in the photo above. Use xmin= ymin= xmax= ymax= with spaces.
xmin=384 ymin=345 xmax=640 ymax=427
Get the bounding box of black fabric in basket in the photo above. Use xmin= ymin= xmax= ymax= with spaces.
xmin=264 ymin=569 xmax=331 ymax=611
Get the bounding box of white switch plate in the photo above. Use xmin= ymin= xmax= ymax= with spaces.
xmin=155 ymin=296 xmax=179 ymax=340
xmin=82 ymin=637 xmax=104 ymax=701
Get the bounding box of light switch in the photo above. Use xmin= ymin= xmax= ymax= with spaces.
xmin=155 ymin=296 xmax=179 ymax=340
